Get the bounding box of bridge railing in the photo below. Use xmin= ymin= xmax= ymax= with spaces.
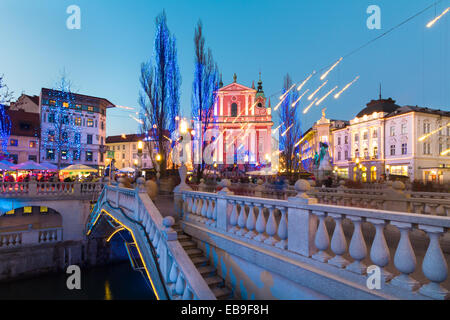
xmin=92 ymin=182 xmax=216 ymax=300
xmin=178 ymin=179 xmax=450 ymax=300
xmin=199 ymin=181 xmax=450 ymax=216
xmin=0 ymin=226 xmax=63 ymax=249
xmin=0 ymin=180 xmax=105 ymax=199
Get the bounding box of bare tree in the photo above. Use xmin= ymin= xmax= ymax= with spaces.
xmin=139 ymin=11 xmax=180 ymax=174
xmin=278 ymin=74 xmax=302 ymax=177
xmin=191 ymin=20 xmax=220 ymax=180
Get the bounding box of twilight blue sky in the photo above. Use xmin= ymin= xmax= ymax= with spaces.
xmin=0 ymin=0 xmax=449 ymax=137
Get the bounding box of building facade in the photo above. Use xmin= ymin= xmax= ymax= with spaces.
xmin=332 ymin=97 xmax=450 ymax=183
xmin=5 ymin=109 xmax=40 ymax=164
xmin=197 ymin=74 xmax=273 ymax=168
xmin=39 ymin=88 xmax=114 ymax=170
xmin=299 ymin=109 xmax=348 ymax=172
xmin=106 ymin=133 xmax=161 ymax=170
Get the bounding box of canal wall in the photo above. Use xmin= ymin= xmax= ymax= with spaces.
xmin=0 ymin=238 xmax=127 ymax=282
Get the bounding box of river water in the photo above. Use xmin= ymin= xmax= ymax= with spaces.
xmin=0 ymin=262 xmax=157 ymax=300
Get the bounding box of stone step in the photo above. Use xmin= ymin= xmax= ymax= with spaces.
xmin=191 ymin=256 xmax=209 ymax=267
xmin=204 ymin=275 xmax=223 ymax=287
xmin=185 ymin=248 xmax=203 ymax=258
xmin=177 ymin=234 xmax=190 ymax=241
xmin=211 ymin=286 xmax=233 ymax=300
xmin=197 ymin=265 xmax=217 ymax=277
xmin=179 ymin=240 xmax=197 ymax=249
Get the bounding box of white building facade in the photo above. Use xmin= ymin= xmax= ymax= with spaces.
xmin=332 ymin=98 xmax=450 ymax=183
xmin=39 ymin=88 xmax=114 ymax=170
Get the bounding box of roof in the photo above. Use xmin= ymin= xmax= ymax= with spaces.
xmin=356 ymin=98 xmax=400 ymax=118
xmin=26 ymin=95 xmax=40 ymax=105
xmin=41 ymin=88 xmax=115 ymax=108
xmin=6 ymin=109 xmax=40 ymax=138
xmin=386 ymin=105 xmax=450 ymax=118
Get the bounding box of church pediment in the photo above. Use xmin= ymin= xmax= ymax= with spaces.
xmin=219 ymin=83 xmax=255 ymax=92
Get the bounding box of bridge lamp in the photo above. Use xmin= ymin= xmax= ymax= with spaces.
xmin=155 ymin=153 xmax=162 ymax=185
xmin=355 ymin=157 xmax=360 ymax=164
xmin=180 ymin=120 xmax=188 ymax=134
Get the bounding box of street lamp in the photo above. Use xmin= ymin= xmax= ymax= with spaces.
xmin=137 ymin=141 xmax=143 ymax=177
xmin=155 ymin=153 xmax=162 ymax=185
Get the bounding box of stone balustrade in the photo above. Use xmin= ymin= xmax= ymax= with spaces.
xmin=0 ymin=226 xmax=63 ymax=249
xmin=87 ymin=180 xmax=216 ymax=300
xmin=0 ymin=181 xmax=105 ymax=199
xmin=178 ymin=179 xmax=450 ymax=300
xmin=199 ymin=181 xmax=450 ymax=216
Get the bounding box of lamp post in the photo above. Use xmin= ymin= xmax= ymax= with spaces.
xmin=213 ymin=162 xmax=218 ymax=181
xmin=137 ymin=141 xmax=143 ymax=177
xmin=155 ymin=153 xmax=162 ymax=186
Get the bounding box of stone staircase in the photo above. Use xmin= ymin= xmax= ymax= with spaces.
xmin=173 ymin=224 xmax=235 ymax=300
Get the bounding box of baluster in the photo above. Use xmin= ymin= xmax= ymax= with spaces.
xmin=346 ymin=216 xmax=367 ymax=274
xmin=168 ymin=258 xmax=179 ymax=294
xmin=418 ymin=225 xmax=449 ymax=299
xmin=149 ymin=224 xmax=156 ymax=242
xmin=175 ymin=272 xmax=186 ymax=297
xmin=275 ymin=207 xmax=288 ymax=249
xmin=200 ymin=197 xmax=208 ymax=223
xmin=264 ymin=206 xmax=278 ymax=245
xmin=228 ymin=200 xmax=238 ymax=233
xmin=206 ymin=197 xmax=213 ymax=225
xmin=236 ymin=202 xmax=248 ymax=236
xmin=191 ymin=196 xmax=198 ymax=218
xmin=328 ymin=213 xmax=350 ymax=268
xmin=367 ymin=218 xmax=393 ymax=282
xmin=195 ymin=198 xmax=203 ymax=222
xmin=312 ymin=211 xmax=331 ymax=262
xmin=245 ymin=203 xmax=257 ymax=239
xmin=212 ymin=198 xmax=217 ymax=227
xmin=390 ymin=222 xmax=420 ymax=291
xmin=254 ymin=204 xmax=267 ymax=242
xmin=182 ymin=284 xmax=194 ymax=300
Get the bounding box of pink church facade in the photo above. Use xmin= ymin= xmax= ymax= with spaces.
xmin=200 ymin=75 xmax=274 ymax=168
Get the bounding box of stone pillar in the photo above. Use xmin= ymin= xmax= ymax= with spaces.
xmin=254 ymin=179 xmax=265 ymax=197
xmin=173 ymin=163 xmax=192 ymax=220
xmin=382 ymin=181 xmax=410 ymax=212
xmin=28 ymin=176 xmax=37 ymax=196
xmin=216 ymin=179 xmax=233 ymax=232
xmin=287 ymin=180 xmax=318 ymax=257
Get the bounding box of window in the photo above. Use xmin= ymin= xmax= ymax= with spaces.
xmin=101 ymin=121 xmax=105 ymax=130
xmin=372 ymin=129 xmax=378 ymax=138
xmin=439 ymin=143 xmax=443 ymax=155
xmin=101 ymin=137 xmax=104 ymax=146
xmin=423 ymin=143 xmax=431 ymax=155
xmin=373 ymin=146 xmax=378 ymax=158
xmin=86 ymin=151 xmax=93 ymax=162
xmin=61 ymin=150 xmax=68 ymax=160
xmin=363 ymin=132 xmax=368 ymax=140
xmin=62 ymin=131 xmax=68 ymax=142
xmin=87 ymin=118 xmax=94 ymax=127
xmin=75 ymin=104 xmax=82 ymax=111
xmin=355 ymin=149 xmax=359 ymax=158
xmin=10 ymin=139 xmax=18 ymax=146
xmin=402 ymin=143 xmax=407 ymax=155
xmin=19 ymin=122 xmax=31 ymax=131
xmin=95 ymin=120 xmax=98 ymax=128
xmin=87 ymin=134 xmax=93 ymax=145
xmin=133 ymin=144 xmax=136 ymax=150
xmin=122 ymin=145 xmax=125 ymax=150
xmin=75 ymin=117 xmax=82 ymax=126
xmin=337 ymin=151 xmax=341 ymax=161
xmin=354 ymin=134 xmax=359 ymax=142
xmin=122 ymin=153 xmax=125 ymax=159
xmin=29 ymin=141 xmax=37 ymax=148
xmin=390 ymin=126 xmax=395 ymax=136
xmin=231 ymin=103 xmax=238 ymax=117
xmin=364 ymin=148 xmax=369 ymax=158
xmin=46 ymin=149 xmax=55 ymax=160
xmin=390 ymin=165 xmax=408 ymax=176
xmin=48 ymin=113 xmax=55 ymax=123
xmin=390 ymin=145 xmax=396 ymax=156
xmin=73 ymin=150 xmax=80 ymax=161
xmin=401 ymin=124 xmax=407 ymax=135
xmin=100 ymin=153 xmax=104 ymax=163
xmin=338 ymin=137 xmax=341 ymax=145
xmin=345 ymin=151 xmax=349 ymax=160
xmin=28 ymin=155 xmax=37 ymax=161
xmin=74 ymin=133 xmax=81 ymax=144
xmin=424 ymin=123 xmax=431 ymax=134
xmin=49 ymin=100 xmax=56 ymax=106
xmin=87 ymin=106 xmax=94 ymax=113
xmin=345 ymin=136 xmax=348 ymax=144
xmin=63 ymin=102 xmax=69 ymax=108
xmin=48 ymin=130 xmax=55 ymax=142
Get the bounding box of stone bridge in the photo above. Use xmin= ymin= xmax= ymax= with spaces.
xmin=86 ymin=177 xmax=450 ymax=300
